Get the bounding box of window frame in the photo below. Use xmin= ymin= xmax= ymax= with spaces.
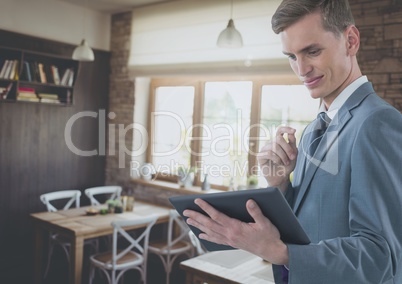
xmin=147 ymin=75 xmax=303 ymax=190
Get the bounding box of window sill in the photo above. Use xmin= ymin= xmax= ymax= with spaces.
xmin=130 ymin=178 xmax=223 ymax=195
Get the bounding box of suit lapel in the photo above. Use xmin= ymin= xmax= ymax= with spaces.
xmin=293 ymin=82 xmax=375 ymax=214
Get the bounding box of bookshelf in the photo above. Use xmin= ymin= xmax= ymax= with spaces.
xmin=0 ymin=46 xmax=78 ymax=105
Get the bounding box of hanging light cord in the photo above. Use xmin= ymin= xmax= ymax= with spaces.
xmin=230 ymin=0 xmax=233 ymax=19
xmin=83 ymin=0 xmax=87 ymax=38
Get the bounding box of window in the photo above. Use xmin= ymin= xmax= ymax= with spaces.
xmin=257 ymin=85 xmax=318 ymax=186
xmin=147 ymin=76 xmax=319 ymax=190
xmin=152 ymin=86 xmax=195 ymax=174
xmin=201 ymin=81 xmax=253 ymax=188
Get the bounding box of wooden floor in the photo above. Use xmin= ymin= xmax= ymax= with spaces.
xmin=43 ymin=246 xmax=188 ymax=284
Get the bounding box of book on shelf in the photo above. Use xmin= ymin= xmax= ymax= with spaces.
xmin=38 ymin=93 xmax=58 ymax=99
xmin=67 ymin=69 xmax=74 ymax=86
xmin=0 ymin=82 xmax=13 ymax=100
xmin=38 ymin=63 xmax=47 ymax=83
xmin=1 ymin=60 xmax=12 ymax=79
xmin=18 ymin=87 xmax=35 ymax=93
xmin=17 ymin=87 xmax=36 ymax=97
xmin=29 ymin=62 xmax=39 ymax=82
xmin=18 ymin=92 xmax=37 ymax=98
xmin=21 ymin=61 xmax=32 ymax=81
xmin=44 ymin=64 xmax=55 ymax=84
xmin=60 ymin=68 xmax=74 ymax=86
xmin=5 ymin=60 xmax=19 ymax=80
xmin=17 ymin=86 xmax=37 ymax=100
xmin=51 ymin=65 xmax=60 ymax=85
xmin=3 ymin=60 xmax=15 ymax=80
xmin=17 ymin=90 xmax=40 ymax=102
xmin=21 ymin=62 xmax=63 ymax=84
xmin=0 ymin=60 xmax=10 ymax=78
xmin=0 ymin=87 xmax=5 ymax=100
xmin=60 ymin=68 xmax=70 ymax=85
xmin=38 ymin=92 xmax=60 ymax=104
xmin=40 ymin=97 xmax=61 ymax=104
xmin=17 ymin=97 xmax=40 ymax=102
xmin=13 ymin=60 xmax=19 ymax=80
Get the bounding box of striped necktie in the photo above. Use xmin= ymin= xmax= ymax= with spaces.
xmin=307 ymin=112 xmax=331 ymax=157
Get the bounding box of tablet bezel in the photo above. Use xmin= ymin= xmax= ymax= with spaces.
xmin=169 ymin=187 xmax=310 ymax=251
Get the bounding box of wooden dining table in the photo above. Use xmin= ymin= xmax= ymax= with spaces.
xmin=31 ymin=200 xmax=171 ymax=284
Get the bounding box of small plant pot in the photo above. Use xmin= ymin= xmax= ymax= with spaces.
xmin=114 ymin=206 xmax=123 ymax=214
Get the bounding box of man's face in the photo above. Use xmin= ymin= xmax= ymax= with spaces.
xmin=280 ymin=11 xmax=353 ymax=106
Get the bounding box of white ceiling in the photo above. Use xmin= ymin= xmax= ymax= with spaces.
xmin=56 ymin=0 xmax=180 ymax=13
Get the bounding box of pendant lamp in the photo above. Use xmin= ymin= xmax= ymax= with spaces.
xmin=72 ymin=39 xmax=94 ymax=61
xmin=217 ymin=0 xmax=243 ymax=48
xmin=72 ymin=0 xmax=95 ymax=61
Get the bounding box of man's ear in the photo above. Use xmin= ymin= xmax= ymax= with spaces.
xmin=345 ymin=25 xmax=360 ymax=56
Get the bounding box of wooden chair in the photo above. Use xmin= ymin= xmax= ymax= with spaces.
xmin=88 ymin=216 xmax=158 ymax=284
xmin=85 ymin=185 xmax=123 ymax=250
xmin=84 ymin=185 xmax=122 ymax=205
xmin=188 ymin=230 xmax=207 ymax=256
xmin=148 ymin=209 xmax=194 ymax=284
xmin=39 ymin=190 xmax=98 ymax=279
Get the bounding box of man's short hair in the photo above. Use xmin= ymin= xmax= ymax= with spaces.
xmin=271 ymin=0 xmax=355 ymax=36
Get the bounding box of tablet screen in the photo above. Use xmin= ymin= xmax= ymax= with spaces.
xmin=169 ymin=187 xmax=310 ymax=251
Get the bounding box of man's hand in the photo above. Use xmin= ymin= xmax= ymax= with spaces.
xmin=258 ymin=126 xmax=298 ymax=192
xmin=183 ymin=198 xmax=289 ymax=265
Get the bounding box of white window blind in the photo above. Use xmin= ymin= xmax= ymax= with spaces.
xmin=129 ymin=0 xmax=285 ymax=74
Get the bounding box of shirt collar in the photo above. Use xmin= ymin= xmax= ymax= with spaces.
xmin=319 ymin=76 xmax=368 ymax=120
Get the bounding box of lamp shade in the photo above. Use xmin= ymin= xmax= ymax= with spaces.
xmin=72 ymin=39 xmax=95 ymax=61
xmin=217 ymin=19 xmax=243 ymax=48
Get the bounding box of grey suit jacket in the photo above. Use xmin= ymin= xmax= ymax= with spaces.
xmin=273 ymin=82 xmax=402 ymax=283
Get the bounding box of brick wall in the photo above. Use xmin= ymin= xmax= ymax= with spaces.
xmin=107 ymin=2 xmax=402 ymax=203
xmin=105 ymin=11 xmax=135 ymax=192
xmin=350 ymin=0 xmax=402 ymax=111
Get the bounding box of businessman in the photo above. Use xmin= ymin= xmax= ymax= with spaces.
xmin=183 ymin=0 xmax=402 ymax=283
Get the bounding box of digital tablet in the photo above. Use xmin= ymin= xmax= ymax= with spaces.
xmin=169 ymin=187 xmax=310 ymax=251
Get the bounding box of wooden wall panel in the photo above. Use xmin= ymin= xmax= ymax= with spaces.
xmin=0 ymin=29 xmax=110 ymax=283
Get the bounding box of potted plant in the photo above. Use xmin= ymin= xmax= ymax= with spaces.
xmin=247 ymin=175 xmax=259 ymax=189
xmin=140 ymin=163 xmax=156 ymax=180
xmin=106 ymin=199 xmax=123 ymax=213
